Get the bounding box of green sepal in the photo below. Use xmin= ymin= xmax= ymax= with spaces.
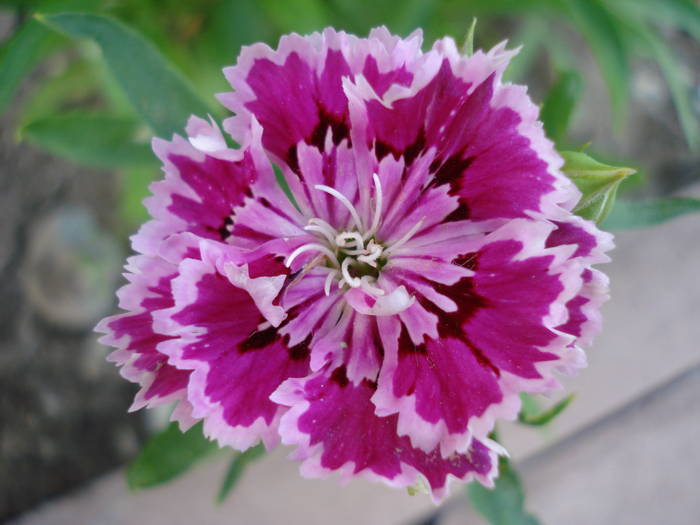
xmin=561 ymin=150 xmax=635 ymax=224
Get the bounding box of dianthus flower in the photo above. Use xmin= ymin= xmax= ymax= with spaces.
xmin=97 ymin=27 xmax=612 ymax=501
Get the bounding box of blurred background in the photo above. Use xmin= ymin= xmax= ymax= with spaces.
xmin=1 ymin=0 xmax=699 ymax=524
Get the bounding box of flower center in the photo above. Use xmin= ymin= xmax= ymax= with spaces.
xmin=284 ymin=174 xmax=424 ymax=297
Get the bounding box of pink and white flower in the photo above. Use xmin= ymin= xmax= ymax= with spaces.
xmin=97 ymin=27 xmax=612 ymax=501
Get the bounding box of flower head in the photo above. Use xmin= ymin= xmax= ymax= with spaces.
xmin=97 ymin=27 xmax=612 ymax=501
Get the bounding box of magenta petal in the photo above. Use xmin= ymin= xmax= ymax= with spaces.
xmin=95 ymin=255 xmax=194 ymax=427
xmin=154 ymin=241 xmax=309 ymax=450
xmin=272 ymin=367 xmax=497 ymax=502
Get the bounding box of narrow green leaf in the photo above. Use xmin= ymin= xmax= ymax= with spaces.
xmin=519 ymin=394 xmax=575 ymax=426
xmin=634 ymin=23 xmax=699 ymax=150
xmin=216 ymin=444 xmax=265 ymax=504
xmin=565 ymin=0 xmax=629 ymax=125
xmin=561 ymin=150 xmax=636 ymax=224
xmin=22 ymin=113 xmax=154 ymax=168
xmin=127 ymin=422 xmax=218 ymax=490
xmin=468 ymin=457 xmax=540 ymax=525
xmin=617 ymin=0 xmax=700 ymax=42
xmin=602 ymin=198 xmax=700 ymax=230
xmin=518 ymin=393 xmax=541 ymax=421
xmin=0 ymin=20 xmax=58 ymax=113
xmin=461 ymin=18 xmax=478 ymax=57
xmin=37 ymin=12 xmax=211 ymax=137
xmin=540 ymin=70 xmax=582 ymax=144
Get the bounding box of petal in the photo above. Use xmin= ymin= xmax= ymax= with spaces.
xmin=272 ymin=367 xmax=498 ymax=503
xmin=95 ymin=255 xmax=193 ymax=427
xmin=153 ymin=241 xmax=309 ymax=450
xmin=132 ymin=121 xmax=272 ymax=255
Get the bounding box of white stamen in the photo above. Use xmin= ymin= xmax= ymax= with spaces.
xmin=336 ymin=231 xmax=365 ymax=251
xmin=285 ymin=243 xmax=338 ymax=268
xmin=360 ymin=276 xmax=385 ymax=296
xmin=357 ymin=241 xmax=383 ymax=267
xmin=257 ymin=321 xmax=272 ymax=331
xmin=304 ymin=218 xmax=338 ymax=244
xmin=364 ymin=173 xmax=383 ymax=240
xmin=384 ymin=217 xmax=426 ymax=255
xmin=341 ymin=258 xmax=361 ymax=287
xmin=324 ymin=269 xmax=338 ymax=296
xmin=315 ymin=184 xmax=364 ymax=231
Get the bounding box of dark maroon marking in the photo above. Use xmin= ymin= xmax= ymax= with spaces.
xmin=309 ymin=107 xmax=350 ymax=150
xmin=216 ymin=216 xmax=234 ymax=241
xmin=286 ymin=144 xmax=300 ymax=174
xmin=239 ymin=325 xmax=278 ymax=352
xmin=374 ymin=141 xmax=392 ymax=161
xmin=444 ymin=203 xmax=470 ymax=222
xmin=453 ymin=252 xmax=479 ymax=271
xmin=403 ymin=131 xmax=426 ymax=166
xmin=397 ymin=325 xmax=428 ymax=356
xmin=288 ymin=335 xmax=311 ymax=361
xmin=430 ymin=154 xmax=474 ymax=191
xmin=373 ymin=132 xmax=427 ymax=166
xmin=330 ymin=366 xmax=349 ymax=387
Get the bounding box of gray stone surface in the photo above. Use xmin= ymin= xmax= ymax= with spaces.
xmin=439 ymin=365 xmax=700 ymax=525
xmin=0 ymin=111 xmax=145 ymax=520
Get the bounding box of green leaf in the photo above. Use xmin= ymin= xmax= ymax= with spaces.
xmin=565 ymin=0 xmax=629 ymax=126
xmin=216 ymin=444 xmax=265 ymax=504
xmin=468 ymin=457 xmax=540 ymax=525
xmin=561 ymin=150 xmax=636 ymax=224
xmin=602 ymin=198 xmax=700 ymax=230
xmin=540 ymin=70 xmax=582 ymax=144
xmin=127 ymin=422 xmax=218 ymax=490
xmin=22 ymin=112 xmax=154 ymax=168
xmin=519 ymin=394 xmax=575 ymax=426
xmin=0 ymin=20 xmax=59 ymax=113
xmin=37 ymin=12 xmax=211 ymax=137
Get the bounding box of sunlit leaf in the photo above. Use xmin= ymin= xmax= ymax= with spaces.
xmin=37 ymin=12 xmax=211 ymax=137
xmin=468 ymin=457 xmax=540 ymax=525
xmin=127 ymin=422 xmax=218 ymax=489
xmin=0 ymin=20 xmax=59 ymax=113
xmin=258 ymin=0 xmax=331 ymax=34
xmin=22 ymin=112 xmax=154 ymax=168
xmin=603 ymin=198 xmax=700 ymax=230
xmin=216 ymin=445 xmax=265 ymax=504
xmin=561 ymin=150 xmax=636 ymax=224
